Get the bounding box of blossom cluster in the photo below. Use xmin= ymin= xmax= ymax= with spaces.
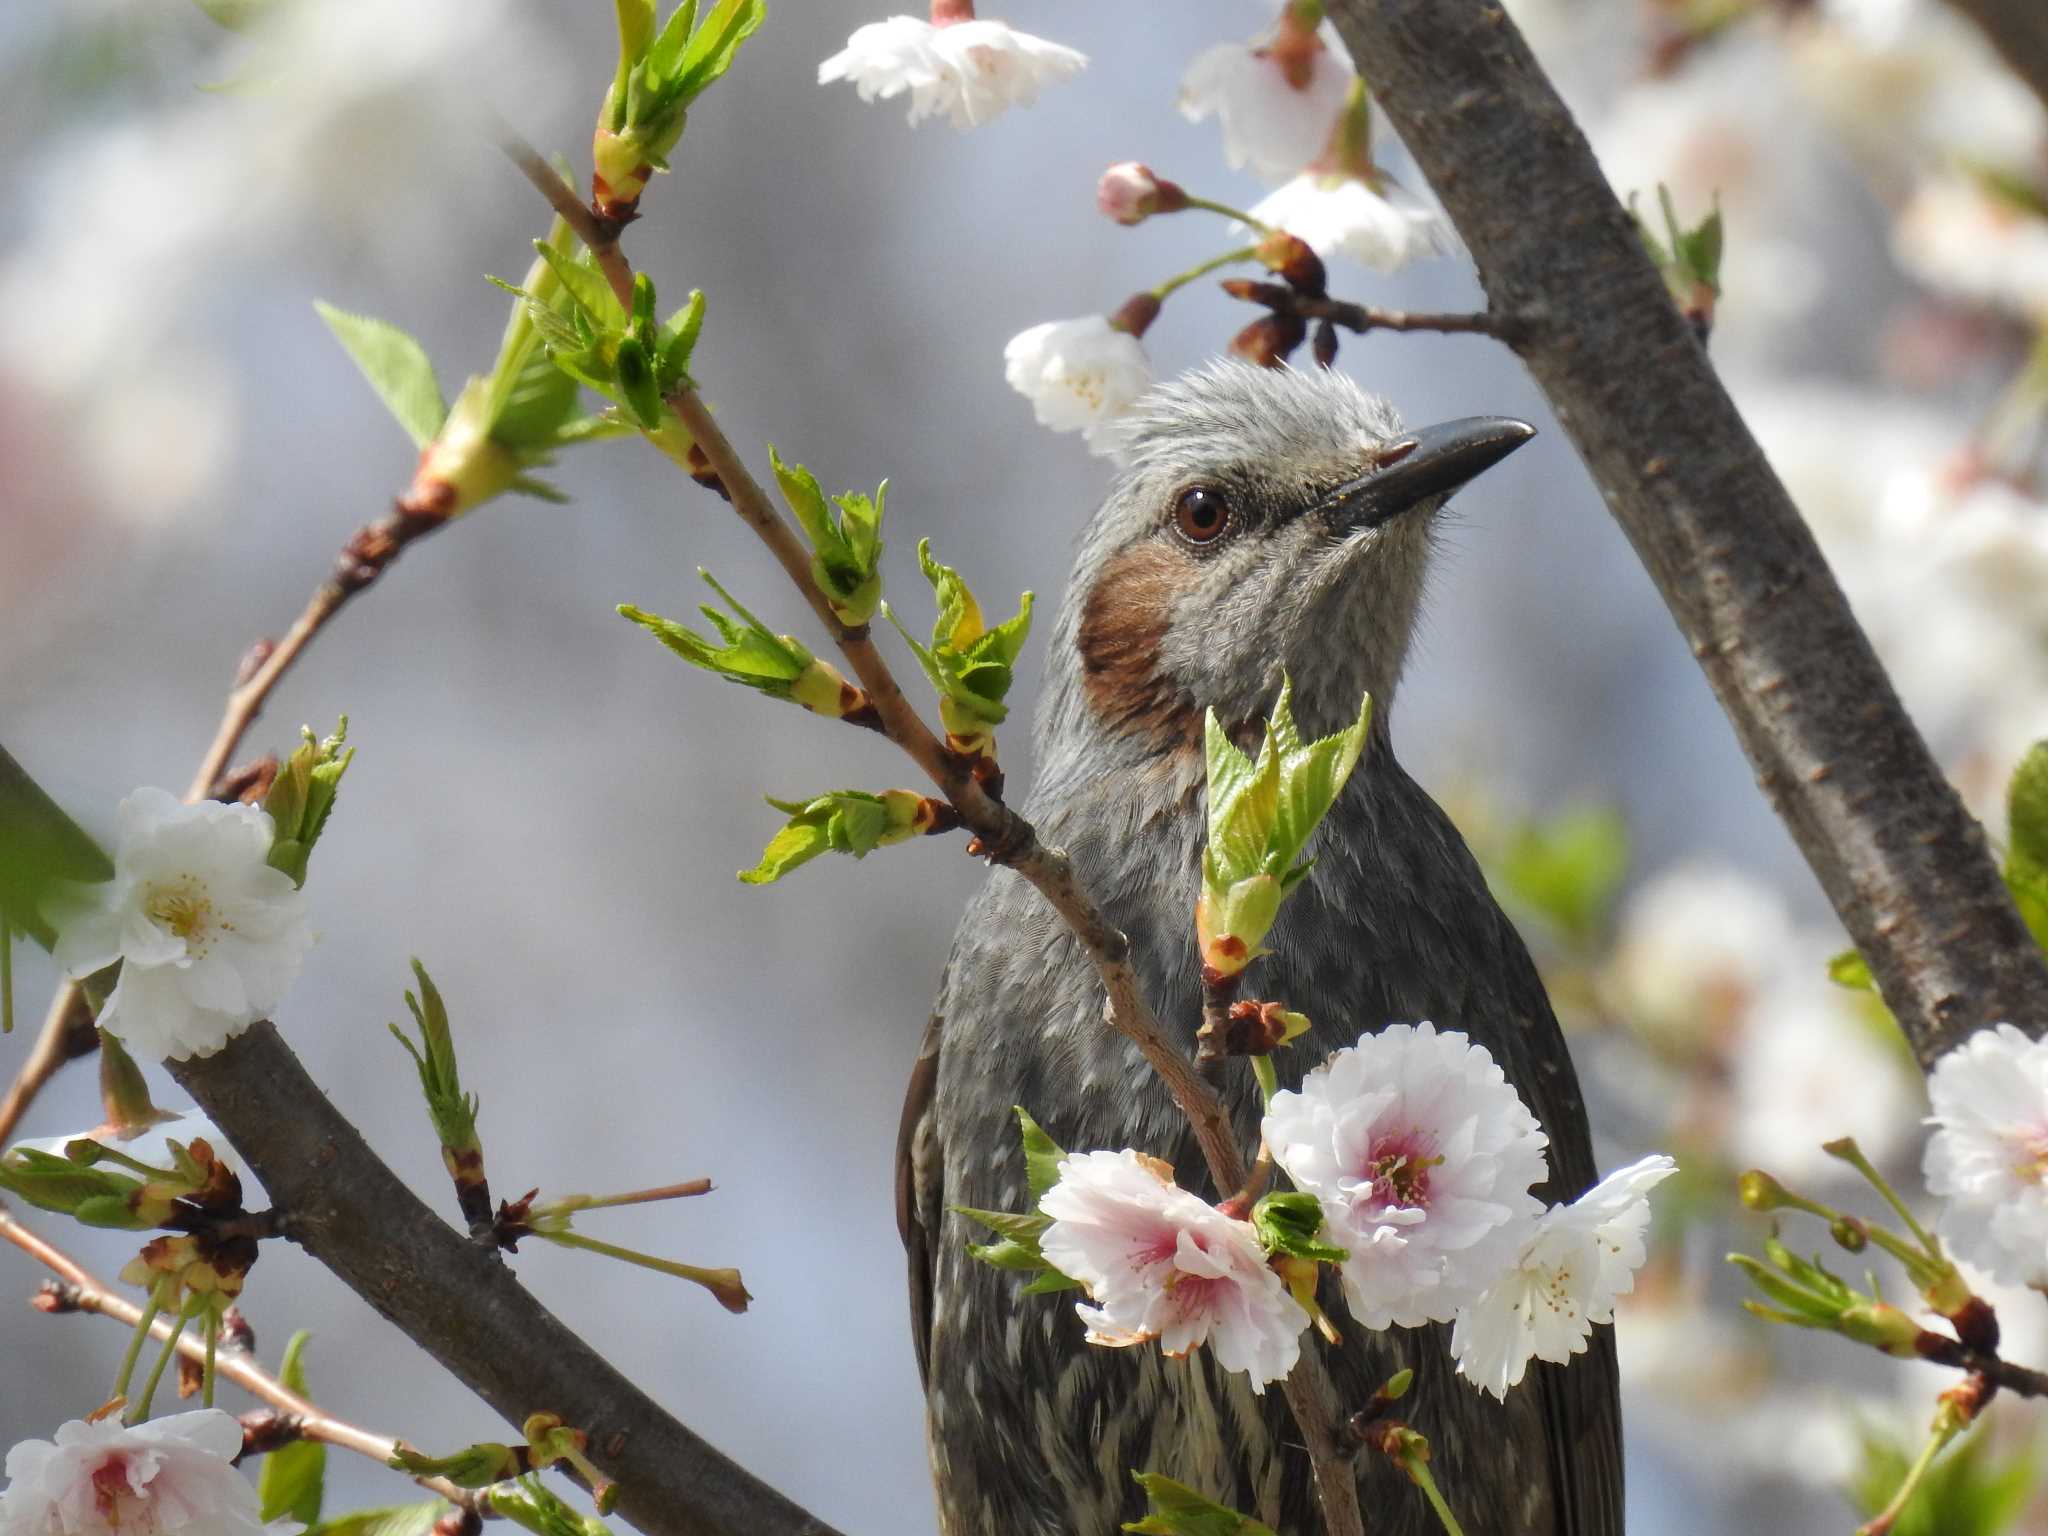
xmin=1034 ymin=1022 xmax=1674 ymax=1399
xmin=817 ymin=3 xmax=1461 ymax=457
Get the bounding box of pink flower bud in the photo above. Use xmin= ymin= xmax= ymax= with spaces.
xmin=1095 ymin=162 xmax=1187 ymax=225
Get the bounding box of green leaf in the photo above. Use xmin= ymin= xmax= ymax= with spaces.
xmin=671 ymin=0 xmax=767 ymax=101
xmin=258 ymin=1332 xmax=326 ymax=1525
xmin=953 ymin=1206 xmax=1050 ymax=1244
xmin=618 ymin=573 xmax=811 ymax=695
xmin=0 ymin=744 xmax=111 ymax=952
xmin=532 ymin=242 xmax=626 ymax=333
xmin=646 ymin=0 xmax=701 ymax=78
xmin=305 ymin=1502 xmax=453 ymax=1536
xmin=0 ymin=1148 xmax=142 ymax=1217
xmin=888 ymin=543 xmax=1033 ymax=742
xmin=1016 ymin=1107 xmax=1065 ymax=1205
xmin=1251 ymin=1190 xmax=1348 ymax=1264
xmin=314 ymin=303 xmax=446 ymax=450
xmin=1828 ymin=948 xmax=1875 ymax=992
xmin=263 ymin=719 xmax=353 ymax=888
xmin=1268 ymin=683 xmax=1371 ymax=871
xmin=656 ymin=290 xmax=706 ymax=388
xmin=1849 ymin=1414 xmax=2034 ymax=1536
xmin=2006 ymin=740 xmax=2048 ymax=875
xmin=1493 ymin=805 xmax=1629 ymax=946
xmin=1123 ymin=1472 xmax=1277 ymax=1536
xmin=614 ymin=336 xmax=663 ymax=429
xmin=387 ymin=959 xmax=479 ymax=1156
xmin=738 ymin=789 xmax=914 ymax=884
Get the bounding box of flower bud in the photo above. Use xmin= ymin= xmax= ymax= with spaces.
xmin=1095 ymin=162 xmax=1188 ymax=225
xmin=1228 ymin=313 xmax=1309 ymax=369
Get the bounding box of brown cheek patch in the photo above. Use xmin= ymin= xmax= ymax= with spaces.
xmin=1076 ymin=542 xmax=1203 ymax=752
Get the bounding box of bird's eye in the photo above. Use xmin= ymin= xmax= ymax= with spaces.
xmin=1173 ymin=486 xmax=1232 ymax=545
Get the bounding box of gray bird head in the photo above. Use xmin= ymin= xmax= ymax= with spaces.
xmin=1037 ymin=360 xmax=1532 ymax=790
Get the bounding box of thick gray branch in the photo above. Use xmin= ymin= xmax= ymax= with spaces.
xmin=168 ymin=1023 xmax=842 ymax=1536
xmin=1324 ymin=0 xmax=2048 ymax=1066
xmin=1944 ymin=0 xmax=2048 ymax=112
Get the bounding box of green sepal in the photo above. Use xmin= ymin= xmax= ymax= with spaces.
xmin=258 ymin=1332 xmax=326 ymax=1525
xmin=1123 ymin=1472 xmax=1278 ymax=1536
xmin=263 ymin=718 xmax=353 ymax=888
xmin=1251 ymin=1190 xmax=1348 ymax=1264
xmin=956 ymin=1109 xmax=1079 ymax=1289
xmin=737 ymin=789 xmax=924 ymax=884
xmin=313 ymin=303 xmax=446 ymax=451
xmin=387 ymin=959 xmax=480 ymax=1157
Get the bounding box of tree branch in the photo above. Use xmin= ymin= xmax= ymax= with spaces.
xmin=160 ymin=1022 xmax=841 ymax=1536
xmin=0 ymin=1204 xmax=481 ymax=1512
xmin=1326 ymin=0 xmax=2048 ymax=1069
xmin=1943 ymin=0 xmax=2048 ymax=113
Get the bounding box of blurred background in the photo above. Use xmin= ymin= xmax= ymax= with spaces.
xmin=4 ymin=0 xmax=2047 ymax=1531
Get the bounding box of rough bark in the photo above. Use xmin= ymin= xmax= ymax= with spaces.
xmin=1324 ymin=0 xmax=2048 ymax=1067
xmin=169 ymin=1023 xmax=842 ymax=1536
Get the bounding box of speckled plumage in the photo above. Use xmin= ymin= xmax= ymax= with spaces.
xmin=899 ymin=363 xmax=1619 ymax=1535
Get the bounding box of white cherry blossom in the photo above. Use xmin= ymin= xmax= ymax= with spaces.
xmin=1002 ymin=316 xmax=1153 ymax=458
xmin=1178 ymin=22 xmax=1355 ymax=183
xmin=1039 ymin=1149 xmax=1306 ymax=1388
xmin=1451 ymin=1155 xmax=1678 ymax=1399
xmin=47 ymin=789 xmax=312 ymax=1062
xmin=1924 ymin=1023 xmax=2048 ymax=1286
xmin=0 ymin=1411 xmax=274 ymax=1536
xmin=1262 ymin=1022 xmax=1550 ymax=1329
xmin=819 ymin=16 xmax=1084 ymax=130
xmin=1246 ymin=173 xmax=1456 ymax=270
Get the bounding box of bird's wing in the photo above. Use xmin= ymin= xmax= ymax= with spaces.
xmin=895 ymin=1008 xmax=944 ymax=1389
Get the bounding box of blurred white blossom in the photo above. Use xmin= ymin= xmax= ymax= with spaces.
xmin=1038 ymin=1149 xmax=1305 ymax=1387
xmin=1178 ymin=18 xmax=1354 ymax=182
xmin=49 ymin=789 xmax=311 ymax=1062
xmin=818 ymin=16 xmax=1084 ymax=129
xmin=1002 ymin=316 xmax=1152 ymax=457
xmin=1605 ymin=862 xmax=1793 ymax=1055
xmin=1894 ymin=174 xmax=2048 ymax=319
xmin=0 ymin=1410 xmax=276 ymax=1536
xmin=1263 ymin=1022 xmax=1549 ymax=1329
xmin=1925 ymin=1022 xmax=2048 ymax=1286
xmin=1727 ymin=968 xmax=1920 ymax=1184
xmin=1451 ymin=1155 xmax=1677 ymax=1398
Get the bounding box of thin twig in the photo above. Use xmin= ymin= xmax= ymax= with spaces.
xmin=0 ymin=984 xmax=98 ymax=1150
xmin=1916 ymin=1330 xmax=2048 ymax=1399
xmin=0 ymin=1205 xmax=481 ymax=1513
xmin=497 ymin=133 xmax=634 ymax=318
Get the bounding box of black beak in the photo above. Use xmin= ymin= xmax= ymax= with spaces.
xmin=1317 ymin=416 xmax=1536 ymax=531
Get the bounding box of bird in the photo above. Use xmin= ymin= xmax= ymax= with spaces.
xmin=896 ymin=360 xmax=1618 ymax=1536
